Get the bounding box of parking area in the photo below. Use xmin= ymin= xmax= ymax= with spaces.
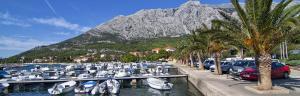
xmin=174 ymin=63 xmax=300 ymax=96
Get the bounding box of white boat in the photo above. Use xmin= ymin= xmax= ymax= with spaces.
xmin=0 ymin=83 xmax=9 ymax=93
xmin=77 ymin=73 xmax=92 ymax=79
xmin=41 ymin=67 xmax=50 ymax=71
xmin=43 ymin=71 xmax=60 ymax=80
xmin=65 ymin=65 xmax=74 ymax=71
xmin=66 ymin=71 xmax=75 ymax=76
xmin=156 ymin=66 xmax=163 ymax=74
xmin=114 ymin=69 xmax=129 ymax=77
xmin=91 ymin=81 xmax=107 ymax=95
xmin=95 ymin=71 xmax=108 ymax=78
xmin=147 ymin=78 xmax=173 ymax=90
xmin=75 ymin=81 xmax=97 ymax=94
xmin=106 ymin=79 xmax=120 ymax=94
xmin=48 ymin=81 xmax=76 ymax=95
xmin=28 ymin=73 xmax=43 ymax=80
xmin=11 ymin=72 xmax=29 ymax=81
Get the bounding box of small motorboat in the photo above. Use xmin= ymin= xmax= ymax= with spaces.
xmin=114 ymin=69 xmax=129 ymax=77
xmin=48 ymin=81 xmax=76 ymax=95
xmin=28 ymin=72 xmax=43 ymax=80
xmin=0 ymin=83 xmax=9 ymax=93
xmin=75 ymin=81 xmax=97 ymax=94
xmin=43 ymin=71 xmax=60 ymax=80
xmin=91 ymin=81 xmax=107 ymax=95
xmin=66 ymin=71 xmax=75 ymax=76
xmin=147 ymin=78 xmax=173 ymax=90
xmin=106 ymin=79 xmax=120 ymax=94
xmin=77 ymin=73 xmax=93 ymax=79
xmin=95 ymin=71 xmax=108 ymax=78
xmin=40 ymin=67 xmax=50 ymax=71
xmin=11 ymin=73 xmax=29 ymax=81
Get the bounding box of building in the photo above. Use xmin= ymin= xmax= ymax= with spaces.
xmin=152 ymin=48 xmax=161 ymax=53
xmin=129 ymin=51 xmax=144 ymax=57
xmin=73 ymin=56 xmax=90 ymax=63
xmin=164 ymin=46 xmax=176 ymax=52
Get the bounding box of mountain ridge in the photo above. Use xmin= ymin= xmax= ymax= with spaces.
xmin=86 ymin=0 xmax=225 ymax=39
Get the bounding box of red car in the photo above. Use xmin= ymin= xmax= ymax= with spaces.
xmin=240 ymin=62 xmax=290 ymax=80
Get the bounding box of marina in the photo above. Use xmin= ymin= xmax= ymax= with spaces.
xmin=0 ymin=62 xmax=200 ymax=96
xmin=0 ymin=74 xmax=188 ymax=84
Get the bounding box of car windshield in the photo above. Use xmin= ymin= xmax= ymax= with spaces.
xmin=233 ymin=61 xmax=246 ymax=66
xmin=204 ymin=60 xmax=214 ymax=64
xmin=234 ymin=60 xmax=255 ymax=67
xmin=246 ymin=61 xmax=256 ymax=67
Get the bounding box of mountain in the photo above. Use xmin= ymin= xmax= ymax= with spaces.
xmin=87 ymin=0 xmax=225 ymax=39
xmin=4 ymin=1 xmax=234 ymax=63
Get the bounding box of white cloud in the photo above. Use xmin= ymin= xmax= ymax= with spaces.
xmin=0 ymin=12 xmax=31 ymax=27
xmin=1 ymin=21 xmax=31 ymax=27
xmin=0 ymin=36 xmax=53 ymax=51
xmin=33 ymin=17 xmax=91 ymax=32
xmin=54 ymin=31 xmax=71 ymax=36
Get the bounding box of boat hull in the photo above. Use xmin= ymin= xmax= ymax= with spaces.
xmin=147 ymin=78 xmax=173 ymax=90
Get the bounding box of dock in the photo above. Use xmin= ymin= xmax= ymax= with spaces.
xmin=0 ymin=74 xmax=188 ymax=84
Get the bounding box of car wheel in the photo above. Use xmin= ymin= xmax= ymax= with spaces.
xmin=283 ymin=72 xmax=289 ymax=79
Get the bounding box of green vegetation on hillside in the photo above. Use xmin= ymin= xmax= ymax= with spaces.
xmin=1 ymin=34 xmax=186 ymax=64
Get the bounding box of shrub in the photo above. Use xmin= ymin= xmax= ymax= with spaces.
xmin=120 ymin=54 xmax=138 ymax=63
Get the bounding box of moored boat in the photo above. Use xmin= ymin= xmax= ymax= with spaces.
xmin=91 ymin=81 xmax=107 ymax=95
xmin=48 ymin=81 xmax=76 ymax=95
xmin=75 ymin=81 xmax=97 ymax=94
xmin=0 ymin=83 xmax=9 ymax=93
xmin=147 ymin=78 xmax=173 ymax=90
xmin=106 ymin=79 xmax=120 ymax=94
xmin=77 ymin=73 xmax=92 ymax=79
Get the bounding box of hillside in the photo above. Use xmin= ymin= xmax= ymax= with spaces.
xmin=3 ymin=33 xmax=186 ymax=63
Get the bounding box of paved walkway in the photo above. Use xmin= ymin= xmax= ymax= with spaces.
xmin=172 ymin=63 xmax=300 ymax=96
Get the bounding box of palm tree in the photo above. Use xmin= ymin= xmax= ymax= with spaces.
xmin=172 ymin=41 xmax=190 ymax=65
xmin=173 ymin=30 xmax=209 ymax=69
xmin=214 ymin=0 xmax=300 ymax=90
xmin=189 ymin=30 xmax=209 ymax=70
xmin=202 ymin=24 xmax=229 ymax=75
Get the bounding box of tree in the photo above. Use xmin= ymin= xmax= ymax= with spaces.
xmin=120 ymin=54 xmax=138 ymax=63
xmin=214 ymin=0 xmax=300 ymax=90
xmin=201 ymin=24 xmax=229 ymax=75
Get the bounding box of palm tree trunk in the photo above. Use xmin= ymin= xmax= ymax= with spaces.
xmin=240 ymin=48 xmax=244 ymax=59
xmin=190 ymin=53 xmax=194 ymax=68
xmin=197 ymin=52 xmax=204 ymax=70
xmin=185 ymin=58 xmax=189 ymax=65
xmin=214 ymin=52 xmax=222 ymax=75
xmin=257 ymin=53 xmax=272 ymax=90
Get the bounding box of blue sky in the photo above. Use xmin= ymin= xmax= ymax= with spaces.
xmin=0 ymin=0 xmax=298 ymax=58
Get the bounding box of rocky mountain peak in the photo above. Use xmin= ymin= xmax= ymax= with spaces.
xmin=86 ymin=0 xmax=224 ymax=40
xmin=180 ymin=0 xmax=201 ymax=8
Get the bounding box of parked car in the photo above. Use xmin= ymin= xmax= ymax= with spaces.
xmin=209 ymin=61 xmax=233 ymax=73
xmin=204 ymin=60 xmax=215 ymax=70
xmin=228 ymin=60 xmax=255 ymax=79
xmin=240 ymin=62 xmax=290 ymax=80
